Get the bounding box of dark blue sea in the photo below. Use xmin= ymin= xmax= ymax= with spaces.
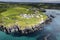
xmin=0 ymin=9 xmax=60 ymax=40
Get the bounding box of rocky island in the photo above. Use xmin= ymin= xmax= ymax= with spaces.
xmin=0 ymin=4 xmax=51 ymax=34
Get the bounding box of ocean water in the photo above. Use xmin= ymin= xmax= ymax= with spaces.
xmin=0 ymin=9 xmax=60 ymax=40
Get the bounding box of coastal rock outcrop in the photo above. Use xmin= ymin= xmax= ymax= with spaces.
xmin=0 ymin=5 xmax=52 ymax=34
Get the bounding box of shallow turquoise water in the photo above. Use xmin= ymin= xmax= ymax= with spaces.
xmin=0 ymin=31 xmax=36 ymax=40
xmin=0 ymin=9 xmax=60 ymax=40
xmin=0 ymin=28 xmax=56 ymax=40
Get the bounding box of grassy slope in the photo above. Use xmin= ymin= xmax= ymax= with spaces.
xmin=0 ymin=4 xmax=47 ymax=30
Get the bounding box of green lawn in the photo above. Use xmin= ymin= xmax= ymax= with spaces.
xmin=1 ymin=6 xmax=47 ymax=30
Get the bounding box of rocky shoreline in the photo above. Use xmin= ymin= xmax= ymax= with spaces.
xmin=0 ymin=16 xmax=53 ymax=35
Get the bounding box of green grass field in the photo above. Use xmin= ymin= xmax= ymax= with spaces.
xmin=0 ymin=6 xmax=47 ymax=30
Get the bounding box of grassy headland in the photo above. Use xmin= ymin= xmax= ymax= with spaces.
xmin=0 ymin=3 xmax=47 ymax=30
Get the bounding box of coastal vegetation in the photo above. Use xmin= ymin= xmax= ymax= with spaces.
xmin=0 ymin=2 xmax=52 ymax=34
xmin=1 ymin=5 xmax=47 ymax=29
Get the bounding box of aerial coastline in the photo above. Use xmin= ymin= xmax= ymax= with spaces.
xmin=0 ymin=3 xmax=52 ymax=34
